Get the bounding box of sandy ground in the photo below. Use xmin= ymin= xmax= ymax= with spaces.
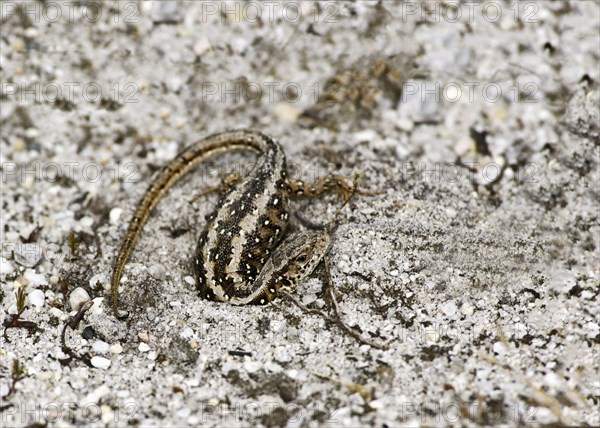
xmin=1 ymin=1 xmax=599 ymax=427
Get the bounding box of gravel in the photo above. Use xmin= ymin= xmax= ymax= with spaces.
xmin=1 ymin=1 xmax=598 ymax=427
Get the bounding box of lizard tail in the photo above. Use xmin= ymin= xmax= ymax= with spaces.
xmin=110 ymin=130 xmax=276 ymax=318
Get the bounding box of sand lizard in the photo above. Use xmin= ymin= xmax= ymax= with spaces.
xmin=111 ymin=130 xmax=354 ymax=317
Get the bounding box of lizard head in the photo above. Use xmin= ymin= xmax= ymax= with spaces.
xmin=271 ymin=229 xmax=332 ymax=293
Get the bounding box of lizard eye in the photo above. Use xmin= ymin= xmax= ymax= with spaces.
xmin=296 ymin=255 xmax=307 ymax=263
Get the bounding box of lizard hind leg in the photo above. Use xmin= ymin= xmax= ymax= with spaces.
xmin=285 ymin=172 xmax=379 ymax=202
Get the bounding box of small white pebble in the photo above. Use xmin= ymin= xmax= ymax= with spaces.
xmin=389 ymin=269 xmax=399 ymax=277
xmin=194 ymin=36 xmax=212 ymax=56
xmin=361 ymin=207 xmax=375 ymax=215
xmin=69 ymin=287 xmax=91 ymax=311
xmin=0 ymin=383 xmax=10 ymax=397
xmin=88 ymin=274 xmax=105 ymax=288
xmin=138 ymin=331 xmax=149 ymax=342
xmin=110 ymin=343 xmax=123 ymax=354
xmin=244 ymin=361 xmax=262 ymax=374
xmin=7 ymin=303 xmax=18 ymax=314
xmin=25 ymin=127 xmax=39 ymax=139
xmin=28 ymin=289 xmax=45 ymax=307
xmin=91 ymin=356 xmax=111 ymax=369
xmin=273 ymin=102 xmax=300 ymax=122
xmin=454 ymin=138 xmax=474 ymax=156
xmin=109 ymin=208 xmax=123 ymax=225
xmin=24 ymin=27 xmax=38 ymax=38
xmin=49 ymin=307 xmax=65 ymax=319
xmin=0 ymin=258 xmax=15 ymax=275
xmin=460 ymin=302 xmax=474 ymax=317
xmin=180 ymin=327 xmax=194 ymax=339
xmin=264 ymin=361 xmax=283 ymax=373
xmin=183 ymin=276 xmax=195 ymax=286
xmin=301 ymin=294 xmax=317 ymax=306
xmin=94 ymin=385 xmax=111 ymax=400
xmin=396 ymin=117 xmax=414 ymax=132
xmin=89 ymin=297 xmax=104 ymax=315
xmin=493 ymin=342 xmax=507 ymax=356
xmin=185 ymin=378 xmax=200 ymax=388
xmin=148 ymin=264 xmax=166 ymax=280
xmin=368 ymin=398 xmax=385 ymax=410
xmin=92 ymin=341 xmax=110 ymax=354
xmin=24 ymin=270 xmax=48 ymax=286
xmin=442 ymin=301 xmax=457 ymax=317
xmin=139 ymin=343 xmax=150 ymax=352
xmin=36 ymin=370 xmax=54 ymax=381
xmin=273 ymin=346 xmax=293 ymax=363
xmin=535 ymin=408 xmax=559 ymax=425
xmin=79 ymin=216 xmax=94 ymax=228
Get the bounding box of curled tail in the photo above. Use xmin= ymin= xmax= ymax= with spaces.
xmin=110 ymin=130 xmax=274 ymax=317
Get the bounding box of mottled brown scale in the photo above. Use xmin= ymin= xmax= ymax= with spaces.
xmin=194 ymin=138 xmax=291 ymax=305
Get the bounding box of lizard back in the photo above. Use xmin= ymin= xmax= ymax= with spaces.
xmin=110 ymin=130 xmax=286 ymax=316
xmin=194 ymin=133 xmax=291 ymax=304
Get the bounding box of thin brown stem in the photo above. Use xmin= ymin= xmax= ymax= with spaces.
xmin=280 ymin=271 xmax=388 ymax=351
